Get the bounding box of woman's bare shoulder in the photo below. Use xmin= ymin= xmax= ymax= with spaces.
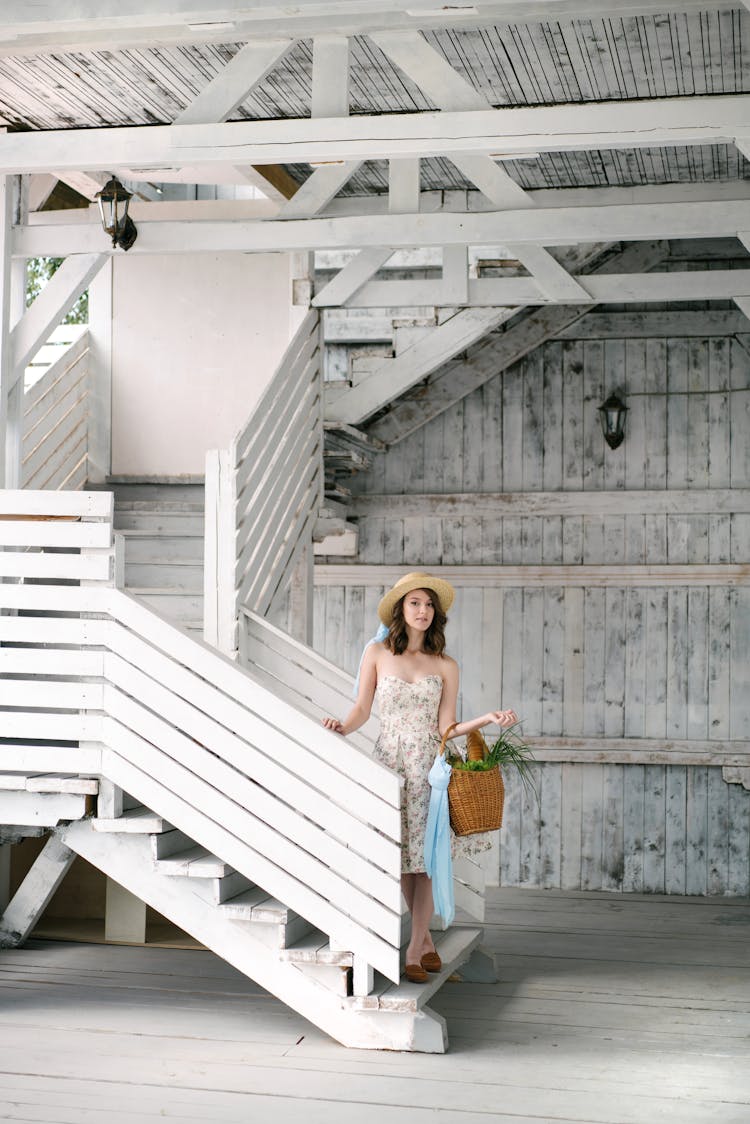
xmin=440 ymin=654 xmax=458 ymax=676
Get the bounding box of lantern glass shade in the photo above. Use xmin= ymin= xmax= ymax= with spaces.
xmin=95 ymin=176 xmax=135 ymax=248
xmin=598 ymin=393 xmax=627 ymax=450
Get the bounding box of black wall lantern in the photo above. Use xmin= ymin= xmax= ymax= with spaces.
xmin=598 ymin=393 xmax=627 ymax=450
xmin=95 ymin=175 xmax=138 ymax=251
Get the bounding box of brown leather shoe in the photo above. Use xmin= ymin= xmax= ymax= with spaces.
xmin=420 ymin=951 xmax=442 ymax=973
xmin=405 ymin=962 xmax=429 ymax=983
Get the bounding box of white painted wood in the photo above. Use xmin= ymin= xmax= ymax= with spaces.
xmin=19 ymin=196 xmax=750 ymax=258
xmin=0 ymin=834 xmax=75 ymax=947
xmin=441 ymin=245 xmax=468 ymax=305
xmin=277 ymin=163 xmax=363 ymax=220
xmin=311 ymin=36 xmax=350 ymax=119
xmin=102 ymin=656 xmax=400 ymax=895
xmin=388 ymin=159 xmax=420 ymax=216
xmin=0 ymin=548 xmax=110 ymax=581
xmin=344 ymin=269 xmax=750 ymax=308
xmin=104 ymin=591 xmax=402 ymax=808
xmin=313 ymin=248 xmax=395 ymax=308
xmin=10 ymin=254 xmax=107 ymax=384
xmin=174 ymin=39 xmax=293 ymax=126
xmin=350 ymin=489 xmax=750 ymax=517
xmin=203 ymin=447 xmax=236 ymax=654
xmin=315 ymin=563 xmax=750 ymax=589
xmin=0 ymin=487 xmax=112 ymax=518
xmin=450 ymin=154 xmax=535 ymax=208
xmin=0 ymin=774 xmax=97 ymax=795
xmin=60 ymin=819 xmax=425 ymax=1049
xmin=0 ymin=2 xmax=735 ymax=49
xmin=368 ymin=240 xmax=667 ymax=443
xmin=87 ymin=261 xmax=112 ymax=483
xmin=503 ymin=243 xmax=592 ymax=302
xmin=327 ymin=307 xmax=513 ymax=424
xmin=352 ymin=957 xmax=374 ymax=998
xmin=0 ymin=519 xmax=111 ymax=549
xmin=99 ymin=743 xmax=400 ymax=982
xmin=0 ymin=176 xmax=15 ymax=488
xmin=104 ymin=879 xmax=147 ymax=944
xmin=96 ymin=778 xmax=124 ymax=821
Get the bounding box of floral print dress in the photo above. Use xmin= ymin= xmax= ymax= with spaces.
xmin=373 ymin=674 xmax=491 ymax=874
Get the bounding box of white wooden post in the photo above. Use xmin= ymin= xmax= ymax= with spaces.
xmin=86 ymin=256 xmax=113 ymax=484
xmin=352 ymin=956 xmax=375 ymax=998
xmin=204 ymin=447 xmax=237 ymax=656
xmin=0 ymin=176 xmax=16 ymax=487
xmin=5 ymin=177 xmax=26 ymax=489
xmin=0 ymin=834 xmax=76 ymax=947
xmin=105 ymin=878 xmax=147 ymax=944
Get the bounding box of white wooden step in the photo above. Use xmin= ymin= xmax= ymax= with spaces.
xmin=93 ymin=806 xmax=173 ymax=833
xmin=114 ymin=512 xmax=204 ymax=534
xmin=117 ymin=533 xmax=203 ymax=563
xmin=0 ymin=789 xmax=92 ymax=827
xmin=219 ymin=888 xmax=315 ymax=949
xmin=0 ymin=772 xmax=98 ymax=796
xmin=281 ymin=927 xmax=353 ymax=967
xmin=349 ymin=926 xmax=483 ymax=1013
xmin=156 ymin=845 xmax=232 ymax=878
xmin=151 ymin=827 xmax=194 ymax=859
xmin=126 ymin=561 xmax=204 ymax=591
xmin=128 ymin=590 xmax=203 ymax=620
xmin=108 ymin=482 xmax=205 ymax=506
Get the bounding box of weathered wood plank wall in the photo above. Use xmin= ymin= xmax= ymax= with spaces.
xmin=312 ymin=331 xmax=750 ymax=894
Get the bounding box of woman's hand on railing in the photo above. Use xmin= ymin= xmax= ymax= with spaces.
xmin=322 ymin=716 xmax=345 ymax=735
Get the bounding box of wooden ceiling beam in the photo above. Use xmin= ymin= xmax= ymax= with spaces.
xmin=369 ymin=30 xmax=533 ymax=211
xmin=0 ymin=95 xmax=746 ymax=176
xmin=343 ymin=269 xmax=750 ymax=308
xmin=0 ymin=2 xmax=733 ymax=55
xmin=172 ymin=37 xmax=298 ymax=204
xmin=16 ymin=198 xmax=750 ymax=258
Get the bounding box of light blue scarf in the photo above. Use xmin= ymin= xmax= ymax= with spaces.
xmin=424 ymin=752 xmax=454 ymax=927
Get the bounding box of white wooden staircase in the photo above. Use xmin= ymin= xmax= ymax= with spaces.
xmin=112 ymin=481 xmax=205 ymax=636
xmin=0 ymin=489 xmax=489 ymax=1053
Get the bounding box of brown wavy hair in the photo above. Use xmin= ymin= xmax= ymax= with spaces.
xmin=384 ymin=587 xmax=447 ymax=656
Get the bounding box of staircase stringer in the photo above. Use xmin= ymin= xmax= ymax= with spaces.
xmin=59 ymin=820 xmax=443 ymax=1053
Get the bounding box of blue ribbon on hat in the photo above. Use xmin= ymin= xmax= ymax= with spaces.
xmin=352 ymin=621 xmax=389 ymax=698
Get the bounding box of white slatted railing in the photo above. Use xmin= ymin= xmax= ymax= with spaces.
xmin=22 ymin=330 xmax=90 ymax=490
xmin=0 ymin=489 xmax=402 ymax=983
xmin=205 ymin=310 xmax=323 ymax=653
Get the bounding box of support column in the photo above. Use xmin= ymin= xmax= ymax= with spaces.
xmin=87 ymin=256 xmax=113 ymax=483
xmin=0 ymin=176 xmax=16 ymax=487
xmin=105 ymin=879 xmax=147 ymax=944
xmin=0 ymin=834 xmax=76 ymax=948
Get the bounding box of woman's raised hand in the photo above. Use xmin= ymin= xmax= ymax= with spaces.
xmin=487 ymin=709 xmax=518 ymax=728
xmin=322 ymin=716 xmax=345 ymax=734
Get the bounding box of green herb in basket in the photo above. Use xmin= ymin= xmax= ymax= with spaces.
xmin=448 ymin=722 xmax=537 ymax=796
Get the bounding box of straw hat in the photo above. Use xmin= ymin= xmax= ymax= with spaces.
xmin=377 ymin=571 xmax=455 ymax=625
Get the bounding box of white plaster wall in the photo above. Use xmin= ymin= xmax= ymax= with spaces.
xmin=111 ymin=251 xmax=295 ymax=476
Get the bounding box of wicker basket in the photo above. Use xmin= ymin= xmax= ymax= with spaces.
xmin=440 ymin=724 xmax=505 ymax=836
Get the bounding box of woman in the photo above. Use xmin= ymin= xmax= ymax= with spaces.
xmin=323 ymin=572 xmax=517 ymax=984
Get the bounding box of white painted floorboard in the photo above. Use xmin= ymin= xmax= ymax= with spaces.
xmin=0 ymin=888 xmax=748 ymax=1123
